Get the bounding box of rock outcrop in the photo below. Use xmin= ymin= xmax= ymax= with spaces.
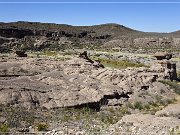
xmin=15 ymin=50 xmax=27 ymax=57
xmin=79 ymin=51 xmax=104 ymax=68
xmin=0 ymin=55 xmax=177 ymax=110
xmin=154 ymin=52 xmax=172 ymax=60
xmin=151 ymin=52 xmax=177 ymax=81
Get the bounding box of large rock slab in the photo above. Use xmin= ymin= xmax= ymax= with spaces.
xmin=0 ymin=56 xmax=177 ymax=110
xmin=153 ymin=52 xmax=172 ymax=60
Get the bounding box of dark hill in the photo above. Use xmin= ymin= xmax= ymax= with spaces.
xmin=0 ymin=21 xmax=142 ymax=38
xmin=0 ymin=21 xmax=179 ymax=52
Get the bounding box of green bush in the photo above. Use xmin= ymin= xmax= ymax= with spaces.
xmin=35 ymin=51 xmax=58 ymax=57
xmin=144 ymin=104 xmax=151 ymax=110
xmin=134 ymin=101 xmax=143 ymax=110
xmin=100 ymin=115 xmax=119 ymax=125
xmin=92 ymin=58 xmax=149 ymax=69
xmin=36 ymin=123 xmax=48 ymax=131
xmin=125 ymin=97 xmax=175 ymax=114
xmin=120 ymin=108 xmax=131 ymax=115
xmin=0 ymin=124 xmax=9 ymax=133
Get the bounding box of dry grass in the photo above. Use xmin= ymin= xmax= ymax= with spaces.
xmin=93 ymin=57 xmax=149 ymax=69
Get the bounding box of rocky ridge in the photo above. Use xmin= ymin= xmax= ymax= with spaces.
xmin=0 ymin=22 xmax=180 ymax=52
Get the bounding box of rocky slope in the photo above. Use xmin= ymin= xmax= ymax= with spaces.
xmin=0 ymin=21 xmax=180 ymax=52
xmin=0 ymin=52 xmax=179 ymax=134
xmin=107 ymin=114 xmax=180 ymax=135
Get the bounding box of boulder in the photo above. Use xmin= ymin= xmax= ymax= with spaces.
xmin=79 ymin=51 xmax=89 ymax=60
xmin=15 ymin=50 xmax=27 ymax=57
xmin=79 ymin=51 xmax=104 ymax=68
xmin=0 ymin=117 xmax=6 ymax=124
xmin=151 ymin=61 xmax=177 ymax=80
xmin=154 ymin=52 xmax=172 ymax=60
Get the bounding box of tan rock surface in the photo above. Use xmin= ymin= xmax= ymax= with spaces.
xmin=0 ymin=56 xmax=177 ymax=110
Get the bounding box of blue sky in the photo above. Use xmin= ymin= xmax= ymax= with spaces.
xmin=0 ymin=0 xmax=180 ymax=32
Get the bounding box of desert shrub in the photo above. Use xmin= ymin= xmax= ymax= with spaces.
xmin=126 ymin=102 xmax=135 ymax=109
xmin=0 ymin=48 xmax=11 ymax=53
xmin=36 ymin=123 xmax=48 ymax=131
xmin=100 ymin=115 xmax=119 ymax=125
xmin=144 ymin=104 xmax=151 ymax=110
xmin=63 ymin=51 xmax=72 ymax=56
xmin=0 ymin=124 xmax=9 ymax=133
xmin=94 ymin=53 xmax=101 ymax=57
xmin=134 ymin=101 xmax=143 ymax=110
xmin=34 ymin=51 xmax=58 ymax=57
xmin=119 ymin=107 xmax=131 ymax=115
xmin=43 ymin=51 xmax=58 ymax=56
xmin=0 ymin=106 xmax=36 ymax=128
xmin=127 ymin=101 xmax=145 ymax=110
xmin=52 ymin=106 xmax=129 ymax=131
xmin=155 ymin=95 xmax=163 ymax=102
xmin=125 ymin=97 xmax=176 ymax=114
xmin=52 ymin=107 xmax=95 ymax=123
xmin=164 ymin=99 xmax=175 ymax=104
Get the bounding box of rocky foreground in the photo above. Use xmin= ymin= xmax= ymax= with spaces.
xmin=0 ymin=53 xmax=177 ymax=110
xmin=0 ymin=52 xmax=179 ymax=134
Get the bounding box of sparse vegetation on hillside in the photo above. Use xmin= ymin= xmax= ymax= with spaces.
xmin=159 ymin=80 xmax=180 ymax=95
xmin=0 ymin=96 xmax=176 ymax=133
xmin=1 ymin=21 xmax=180 ymax=52
xmin=126 ymin=97 xmax=176 ymax=114
xmin=0 ymin=104 xmax=47 ymax=132
xmin=50 ymin=106 xmax=131 ymax=132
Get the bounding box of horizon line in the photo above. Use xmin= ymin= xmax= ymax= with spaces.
xmin=1 ymin=21 xmax=179 ymax=33
xmin=0 ymin=1 xmax=180 ymax=4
